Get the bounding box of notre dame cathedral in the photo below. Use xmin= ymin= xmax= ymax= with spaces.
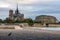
xmin=9 ymin=4 xmax=24 ymax=21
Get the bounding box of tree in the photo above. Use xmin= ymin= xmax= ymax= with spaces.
xmin=23 ymin=18 xmax=34 ymax=26
xmin=33 ymin=20 xmax=41 ymax=23
xmin=0 ymin=19 xmax=3 ymax=23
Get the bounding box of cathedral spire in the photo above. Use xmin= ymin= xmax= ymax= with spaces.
xmin=15 ymin=3 xmax=19 ymax=15
xmin=17 ymin=3 xmax=18 ymax=10
xmin=11 ymin=1 xmax=24 ymax=20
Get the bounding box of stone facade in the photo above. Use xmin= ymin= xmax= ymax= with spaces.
xmin=35 ymin=15 xmax=58 ymax=24
xmin=9 ymin=10 xmax=14 ymax=20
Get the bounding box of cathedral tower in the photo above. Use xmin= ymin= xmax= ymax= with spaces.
xmin=9 ymin=10 xmax=13 ymax=20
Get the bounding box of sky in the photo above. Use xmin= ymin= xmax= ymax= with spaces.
xmin=0 ymin=0 xmax=60 ymax=21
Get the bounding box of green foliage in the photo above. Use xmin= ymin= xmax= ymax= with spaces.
xmin=0 ymin=18 xmax=42 ymax=26
xmin=0 ymin=19 xmax=3 ymax=23
xmin=33 ymin=20 xmax=42 ymax=23
xmin=3 ymin=18 xmax=10 ymax=23
xmin=23 ymin=18 xmax=34 ymax=26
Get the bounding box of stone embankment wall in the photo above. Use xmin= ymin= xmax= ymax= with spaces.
xmin=0 ymin=23 xmax=29 ymax=27
xmin=32 ymin=23 xmax=60 ymax=27
xmin=32 ymin=23 xmax=45 ymax=27
xmin=48 ymin=24 xmax=60 ymax=27
xmin=0 ymin=23 xmax=60 ymax=27
xmin=0 ymin=25 xmax=19 ymax=29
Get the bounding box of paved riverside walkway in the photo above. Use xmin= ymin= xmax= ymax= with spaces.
xmin=0 ymin=27 xmax=60 ymax=40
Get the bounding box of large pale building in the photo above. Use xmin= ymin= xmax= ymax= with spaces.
xmin=35 ymin=15 xmax=58 ymax=24
xmin=9 ymin=5 xmax=24 ymax=21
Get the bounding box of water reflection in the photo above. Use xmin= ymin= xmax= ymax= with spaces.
xmin=40 ymin=27 xmax=60 ymax=30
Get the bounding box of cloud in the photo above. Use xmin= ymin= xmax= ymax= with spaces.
xmin=1 ymin=0 xmax=59 ymax=5
xmin=0 ymin=1 xmax=11 ymax=8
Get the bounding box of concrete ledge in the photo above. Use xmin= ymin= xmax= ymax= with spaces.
xmin=0 ymin=27 xmax=15 ymax=29
xmin=0 ymin=25 xmax=23 ymax=29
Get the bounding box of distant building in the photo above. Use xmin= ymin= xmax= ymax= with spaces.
xmin=9 ymin=10 xmax=14 ymax=20
xmin=35 ymin=15 xmax=58 ymax=24
xmin=9 ymin=4 xmax=24 ymax=21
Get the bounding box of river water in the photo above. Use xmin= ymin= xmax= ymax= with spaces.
xmin=24 ymin=27 xmax=60 ymax=30
xmin=40 ymin=27 xmax=60 ymax=30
